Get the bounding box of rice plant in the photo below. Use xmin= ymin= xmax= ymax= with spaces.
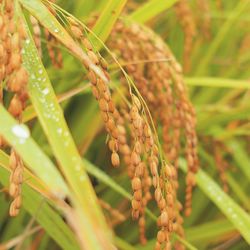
xmin=0 ymin=0 xmax=250 ymax=249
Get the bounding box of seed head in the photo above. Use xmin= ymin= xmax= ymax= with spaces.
xmin=160 ymin=211 xmax=169 ymax=227
xmin=132 ymin=177 xmax=141 ymax=190
xmin=111 ymin=152 xmax=120 ymax=167
xmin=71 ymin=25 xmax=83 ymax=39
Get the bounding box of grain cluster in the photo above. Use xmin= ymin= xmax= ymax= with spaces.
xmin=67 ymin=16 xmax=188 ymax=246
xmin=68 ymin=18 xmax=127 ymax=172
xmin=108 ymin=21 xmax=201 ymax=247
xmin=0 ymin=0 xmax=29 ymax=216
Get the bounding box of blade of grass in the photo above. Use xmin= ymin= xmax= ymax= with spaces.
xmin=90 ymin=0 xmax=127 ymax=48
xmin=0 ymin=209 xmax=26 ymax=242
xmin=227 ymin=174 xmax=250 ymax=211
xmin=180 ymin=159 xmax=250 ymax=244
xmin=227 ymin=139 xmax=250 ymax=182
xmin=197 ymin=107 xmax=250 ymax=132
xmin=185 ymin=77 xmax=250 ymax=89
xmin=114 ymin=236 xmax=136 ymax=250
xmin=184 ymin=147 xmax=217 ymax=226
xmin=83 ymin=158 xmax=131 ymax=199
xmin=129 ymin=0 xmax=178 ymax=24
xmin=74 ymin=0 xmax=96 ymax=17
xmin=186 ymin=219 xmax=235 ymax=243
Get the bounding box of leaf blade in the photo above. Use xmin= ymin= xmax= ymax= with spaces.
xmin=180 ymin=159 xmax=250 ymax=244
xmin=130 ymin=0 xmax=178 ymax=23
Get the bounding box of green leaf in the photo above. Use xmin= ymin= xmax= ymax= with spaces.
xmin=129 ymin=0 xmax=178 ymax=23
xmin=90 ymin=0 xmax=127 ymax=48
xmin=186 ymin=219 xmax=235 ymax=243
xmin=83 ymin=158 xmax=131 ymax=199
xmin=228 ymin=140 xmax=250 ymax=182
xmin=185 ymin=77 xmax=250 ymax=89
xmin=114 ymin=237 xmax=137 ymax=250
xmin=227 ymin=174 xmax=250 ymax=211
xmin=180 ymin=159 xmax=250 ymax=244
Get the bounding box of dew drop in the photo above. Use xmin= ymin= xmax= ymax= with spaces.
xmin=42 ymin=88 xmax=49 ymax=95
xmin=12 ymin=124 xmax=30 ymax=139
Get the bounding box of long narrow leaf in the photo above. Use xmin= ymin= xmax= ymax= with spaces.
xmin=90 ymin=0 xmax=127 ymax=48
xmin=180 ymin=159 xmax=250 ymax=244
xmin=185 ymin=77 xmax=250 ymax=89
xmin=228 ymin=139 xmax=250 ymax=182
xmin=130 ymin=0 xmax=178 ymax=23
xmin=186 ymin=219 xmax=235 ymax=243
